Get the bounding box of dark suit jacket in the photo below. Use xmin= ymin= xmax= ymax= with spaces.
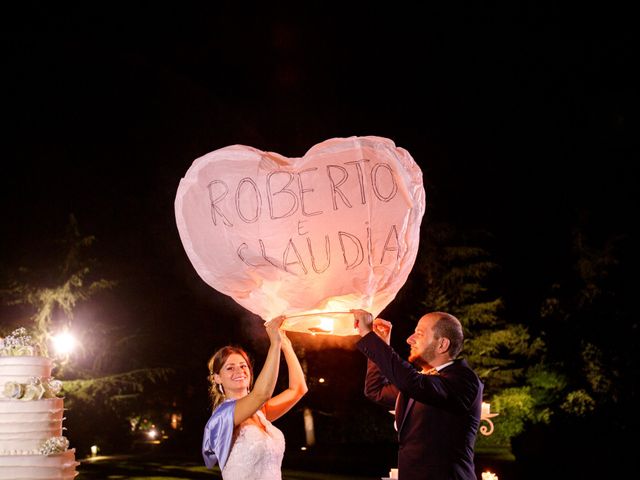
xmin=357 ymin=332 xmax=483 ymax=480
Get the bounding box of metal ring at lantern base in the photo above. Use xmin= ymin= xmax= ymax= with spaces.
xmin=284 ymin=311 xmax=352 ymax=319
xmin=282 ymin=311 xmax=355 ymax=335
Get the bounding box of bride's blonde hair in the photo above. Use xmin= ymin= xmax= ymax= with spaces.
xmin=207 ymin=346 xmax=254 ymax=411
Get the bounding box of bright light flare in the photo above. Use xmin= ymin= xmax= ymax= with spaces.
xmin=318 ymin=317 xmax=334 ymax=332
xmin=52 ymin=332 xmax=77 ymax=355
xmin=147 ymin=429 xmax=158 ymax=439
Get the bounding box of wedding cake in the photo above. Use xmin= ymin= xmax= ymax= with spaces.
xmin=0 ymin=328 xmax=79 ymax=479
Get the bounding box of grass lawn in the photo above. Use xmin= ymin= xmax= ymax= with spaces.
xmin=76 ymin=447 xmax=518 ymax=479
xmin=76 ymin=454 xmax=379 ymax=480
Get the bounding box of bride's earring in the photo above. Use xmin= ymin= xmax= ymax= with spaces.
xmin=218 ymin=383 xmax=225 ymax=396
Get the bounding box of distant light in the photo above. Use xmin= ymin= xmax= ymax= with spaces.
xmin=171 ymin=412 xmax=182 ymax=429
xmin=318 ymin=378 xmax=325 ymax=383
xmin=300 ymin=446 xmax=307 ymax=451
xmin=147 ymin=429 xmax=158 ymax=439
xmin=90 ymin=445 xmax=98 ymax=457
xmin=52 ymin=332 xmax=77 ymax=355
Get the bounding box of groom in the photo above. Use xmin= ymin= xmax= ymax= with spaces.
xmin=353 ymin=309 xmax=483 ymax=480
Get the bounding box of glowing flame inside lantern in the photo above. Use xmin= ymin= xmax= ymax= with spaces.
xmin=319 ymin=317 xmax=334 ymax=332
xmin=307 ymin=317 xmax=334 ymax=334
xmin=282 ymin=311 xmax=357 ymax=336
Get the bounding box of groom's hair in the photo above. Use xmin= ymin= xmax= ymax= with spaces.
xmin=431 ymin=312 xmax=464 ymax=358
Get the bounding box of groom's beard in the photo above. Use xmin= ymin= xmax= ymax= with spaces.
xmin=408 ymin=350 xmax=428 ymax=369
xmin=408 ymin=341 xmax=437 ymax=369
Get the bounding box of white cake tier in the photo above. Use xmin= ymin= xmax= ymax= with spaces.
xmin=0 ymin=356 xmax=53 ymax=389
xmin=0 ymin=398 xmax=65 ymax=453
xmin=0 ymin=448 xmax=78 ymax=479
xmin=0 ymin=427 xmax=64 ymax=453
xmin=0 ymin=397 xmax=64 ymax=419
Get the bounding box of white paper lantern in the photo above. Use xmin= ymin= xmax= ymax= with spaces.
xmin=175 ymin=136 xmax=425 ymax=335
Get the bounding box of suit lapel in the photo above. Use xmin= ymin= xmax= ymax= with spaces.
xmin=394 ymin=393 xmax=404 ymax=431
xmin=396 ymin=393 xmax=415 ymax=435
xmin=398 ymin=398 xmax=415 ymax=432
xmin=397 ymin=365 xmax=444 ymax=434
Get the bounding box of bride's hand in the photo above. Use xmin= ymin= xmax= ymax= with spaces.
xmin=265 ymin=315 xmax=285 ymax=344
xmin=280 ymin=329 xmax=293 ymax=349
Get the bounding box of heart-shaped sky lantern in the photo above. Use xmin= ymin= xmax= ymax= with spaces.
xmin=175 ymin=136 xmax=425 ymax=335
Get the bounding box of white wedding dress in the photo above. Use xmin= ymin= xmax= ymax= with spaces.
xmin=222 ymin=410 xmax=286 ymax=480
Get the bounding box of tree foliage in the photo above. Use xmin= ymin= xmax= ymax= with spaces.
xmin=509 ymin=225 xmax=634 ymax=475
xmin=0 ymin=215 xmax=115 ymax=356
xmin=537 ymin=227 xmax=634 ymax=429
xmin=0 ymin=215 xmax=180 ymax=455
xmin=63 ymin=368 xmax=175 ymax=455
xmin=414 ymin=224 xmax=553 ymax=447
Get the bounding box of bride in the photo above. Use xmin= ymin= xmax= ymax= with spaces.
xmin=202 ymin=316 xmax=307 ymax=479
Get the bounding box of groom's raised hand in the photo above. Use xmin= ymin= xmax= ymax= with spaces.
xmin=373 ymin=318 xmax=392 ymax=345
xmin=351 ymin=309 xmax=373 ymax=337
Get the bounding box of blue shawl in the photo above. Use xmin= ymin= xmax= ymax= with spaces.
xmin=202 ymin=399 xmax=236 ymax=470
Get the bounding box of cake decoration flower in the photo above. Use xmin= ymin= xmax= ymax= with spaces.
xmin=3 ymin=381 xmax=25 ymax=399
xmin=21 ymin=381 xmax=47 ymax=401
xmin=38 ymin=436 xmax=69 ymax=455
xmin=1 ymin=378 xmax=63 ymax=400
xmin=0 ymin=327 xmax=40 ymax=356
xmin=47 ymin=379 xmax=63 ymax=396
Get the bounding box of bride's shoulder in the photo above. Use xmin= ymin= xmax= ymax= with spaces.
xmin=208 ymin=399 xmax=236 ymax=422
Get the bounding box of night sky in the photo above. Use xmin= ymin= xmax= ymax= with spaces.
xmin=2 ymin=3 xmax=636 ymax=369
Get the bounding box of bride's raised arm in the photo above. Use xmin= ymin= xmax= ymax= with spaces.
xmin=264 ymin=330 xmax=308 ymax=422
xmin=232 ymin=316 xmax=284 ymax=425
